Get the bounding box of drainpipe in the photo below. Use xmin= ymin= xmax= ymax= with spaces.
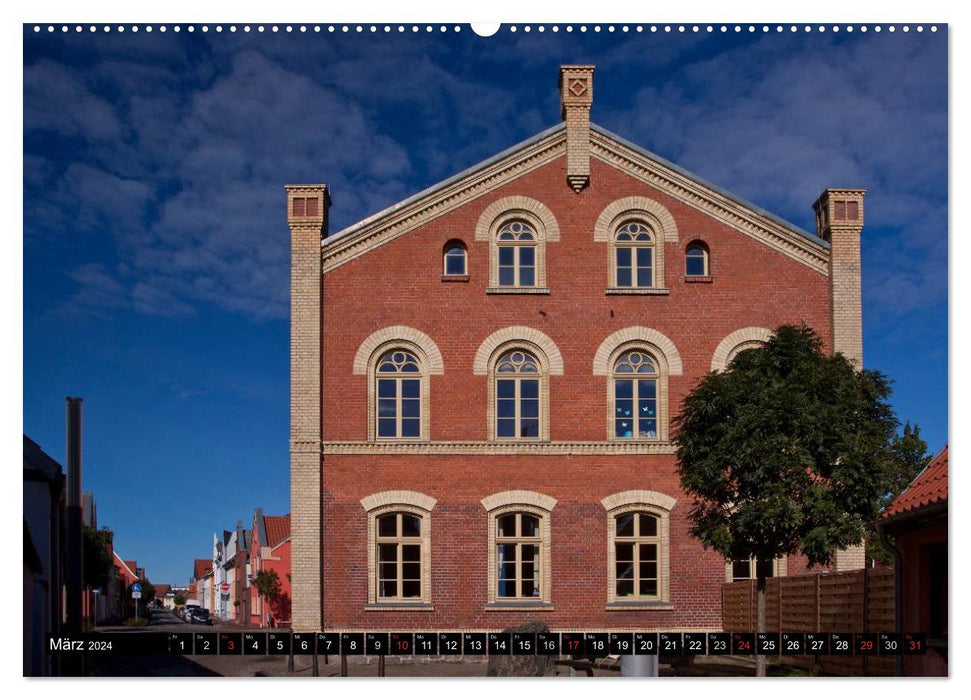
xmin=877 ymin=519 xmax=903 ymax=677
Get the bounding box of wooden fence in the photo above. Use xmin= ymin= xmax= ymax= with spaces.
xmin=722 ymin=568 xmax=895 ymax=676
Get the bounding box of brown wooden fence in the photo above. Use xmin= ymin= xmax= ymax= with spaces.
xmin=722 ymin=568 xmax=895 ymax=676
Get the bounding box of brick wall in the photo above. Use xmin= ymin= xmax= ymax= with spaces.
xmin=309 ymin=154 xmax=833 ymax=630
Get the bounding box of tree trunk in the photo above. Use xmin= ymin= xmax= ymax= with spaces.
xmin=756 ymin=565 xmax=767 ymax=677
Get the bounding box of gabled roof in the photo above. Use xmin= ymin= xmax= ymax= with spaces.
xmin=320 ymin=121 xmax=830 ymax=275
xmin=264 ymin=514 xmax=291 ymax=549
xmin=193 ymin=558 xmax=212 ymax=581
xmin=881 ymin=445 xmax=948 ymax=522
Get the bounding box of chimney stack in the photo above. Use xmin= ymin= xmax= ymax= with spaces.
xmin=559 ymin=65 xmax=595 ymax=192
xmin=812 ymin=188 xmax=866 ymax=367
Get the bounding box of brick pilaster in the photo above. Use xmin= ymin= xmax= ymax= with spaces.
xmin=286 ymin=184 xmax=329 ymax=631
xmin=813 ymin=188 xmax=867 ymax=571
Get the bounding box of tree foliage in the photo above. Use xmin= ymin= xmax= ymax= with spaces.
xmin=866 ymin=422 xmax=931 ymax=565
xmin=82 ymin=526 xmax=114 ymax=590
xmin=254 ymin=569 xmax=282 ymax=599
xmin=674 ymin=325 xmax=898 ymax=569
xmin=131 ymin=579 xmax=156 ymax=604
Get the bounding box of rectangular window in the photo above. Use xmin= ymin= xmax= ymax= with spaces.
xmin=846 ymin=201 xmax=859 ymax=220
xmin=292 ymin=197 xmax=306 ymax=217
xmin=835 ymin=200 xmax=847 ymax=220
xmin=616 ymin=248 xmax=632 ymax=287
xmin=498 ymin=247 xmax=515 ymax=286
xmin=636 ymin=248 xmax=653 ymax=287
xmin=519 ymin=247 xmax=536 ymax=286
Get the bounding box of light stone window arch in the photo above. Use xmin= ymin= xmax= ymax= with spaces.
xmin=475 ymin=196 xmax=559 ymax=293
xmin=601 ymin=490 xmax=675 ymax=606
xmin=475 ymin=327 xmax=563 ymax=442
xmin=595 ymin=197 xmax=678 ymax=293
xmin=354 ymin=327 xmax=444 ymax=442
xmin=593 ymin=328 xmax=682 ymax=442
xmin=710 ymin=327 xmax=773 ymax=372
xmin=361 ymin=491 xmax=437 ymax=607
xmin=481 ymin=490 xmax=556 ymax=607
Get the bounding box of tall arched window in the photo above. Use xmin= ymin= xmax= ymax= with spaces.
xmin=613 ymin=221 xmax=655 ymax=288
xmin=497 ymin=220 xmax=537 ymax=287
xmin=495 ymin=349 xmax=541 ymax=439
xmin=443 ymin=240 xmax=467 ymax=276
xmin=496 ymin=511 xmax=542 ymax=599
xmin=685 ymin=241 xmax=709 ymax=277
xmin=375 ymin=511 xmax=423 ymax=600
xmin=376 ymin=350 xmax=422 ymax=439
xmin=614 ymin=511 xmax=660 ymax=598
xmin=612 ymin=350 xmax=658 ymax=439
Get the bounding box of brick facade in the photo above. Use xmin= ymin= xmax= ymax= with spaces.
xmin=289 ymin=66 xmax=863 ymax=632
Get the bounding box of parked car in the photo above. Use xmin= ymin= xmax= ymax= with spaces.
xmin=189 ymin=608 xmax=213 ymax=625
xmin=182 ymin=604 xmax=201 ymax=622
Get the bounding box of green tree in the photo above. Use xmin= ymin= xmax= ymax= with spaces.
xmin=82 ymin=526 xmax=114 ymax=591
xmin=866 ymin=422 xmax=931 ymax=565
xmin=174 ymin=595 xmax=186 ymax=606
xmin=674 ymin=325 xmax=898 ymax=676
xmin=254 ymin=570 xmax=282 ymax=599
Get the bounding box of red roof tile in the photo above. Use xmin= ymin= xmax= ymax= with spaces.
xmin=264 ymin=514 xmax=291 ymax=548
xmin=881 ymin=445 xmax=948 ymax=520
xmin=193 ymin=558 xmax=212 ymax=580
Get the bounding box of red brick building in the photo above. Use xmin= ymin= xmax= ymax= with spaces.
xmin=287 ymin=66 xmax=867 ymax=633
xmin=879 ymin=445 xmax=948 ymax=676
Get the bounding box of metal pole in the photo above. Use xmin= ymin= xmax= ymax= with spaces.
xmin=620 ymin=654 xmax=658 ymax=677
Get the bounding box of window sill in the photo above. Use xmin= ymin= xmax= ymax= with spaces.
xmin=605 ymin=601 xmax=675 ymax=611
xmin=486 ymin=287 xmax=551 ymax=295
xmin=684 ymin=276 xmax=712 ymax=283
xmin=365 ymin=602 xmax=435 ymax=611
xmin=605 ymin=287 xmax=670 ymax=295
xmin=442 ymin=275 xmax=469 ymax=283
xmin=484 ymin=602 xmax=554 ymax=611
xmin=371 ymin=438 xmax=430 ymax=444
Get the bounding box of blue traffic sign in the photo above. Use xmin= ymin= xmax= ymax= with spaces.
xmin=132 ymin=583 xmax=142 ymax=592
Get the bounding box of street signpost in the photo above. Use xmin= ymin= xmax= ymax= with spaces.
xmin=133 ymin=583 xmax=143 ymax=621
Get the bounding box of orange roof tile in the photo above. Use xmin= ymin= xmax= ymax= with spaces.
xmin=881 ymin=445 xmax=948 ymax=520
xmin=264 ymin=514 xmax=291 ymax=548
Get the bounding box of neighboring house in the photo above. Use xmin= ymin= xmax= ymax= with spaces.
xmin=251 ymin=509 xmax=292 ymax=627
xmin=112 ymin=551 xmax=140 ymax=618
xmin=879 ymin=445 xmax=948 ymax=676
xmin=286 ymin=65 xmax=867 ymax=633
xmin=232 ymin=522 xmax=253 ymax=625
xmin=23 ymin=435 xmax=66 ymax=677
xmin=191 ymin=558 xmax=213 ymax=612
xmin=153 ymin=584 xmax=171 ymax=608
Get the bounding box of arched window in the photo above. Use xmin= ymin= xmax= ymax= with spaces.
xmin=613 ymin=221 xmax=655 ymax=288
xmin=443 ymin=240 xmax=467 ymax=276
xmin=496 ymin=511 xmax=542 ymax=599
xmin=375 ymin=511 xmax=423 ymax=600
xmin=685 ymin=241 xmax=709 ymax=277
xmin=614 ymin=511 xmax=660 ymax=598
xmin=601 ymin=491 xmax=675 ymax=606
xmin=481 ymin=490 xmax=556 ymax=606
xmin=495 ymin=349 xmax=541 ymax=439
xmin=496 ymin=220 xmax=536 ymax=287
xmin=361 ymin=492 xmax=436 ymax=607
xmin=612 ymin=350 xmax=659 ymax=440
xmin=376 ymin=349 xmax=422 ymax=439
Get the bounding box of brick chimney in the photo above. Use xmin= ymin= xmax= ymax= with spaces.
xmin=559 ymin=65 xmax=595 ymax=192
xmin=812 ymin=188 xmax=866 ymax=367
xmin=285 ymin=184 xmax=329 ymax=632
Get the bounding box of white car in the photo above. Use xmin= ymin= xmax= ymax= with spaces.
xmin=182 ymin=604 xmax=201 ymax=621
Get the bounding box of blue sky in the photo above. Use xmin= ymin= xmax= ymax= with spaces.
xmin=22 ymin=24 xmax=947 ymax=587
